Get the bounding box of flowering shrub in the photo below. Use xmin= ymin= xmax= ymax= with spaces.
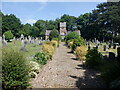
xmin=51 ymin=40 xmax=58 ymax=48
xmin=42 ymin=44 xmax=55 ymax=60
xmin=75 ymin=46 xmax=87 ymax=60
xmin=33 ymin=52 xmax=47 ymax=65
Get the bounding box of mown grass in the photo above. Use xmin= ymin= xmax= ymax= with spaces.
xmin=1 ymin=40 xmax=42 ymax=59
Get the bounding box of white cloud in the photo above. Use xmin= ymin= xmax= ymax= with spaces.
xmin=23 ymin=19 xmax=37 ymax=25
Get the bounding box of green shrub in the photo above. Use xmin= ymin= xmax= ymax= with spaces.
xmin=64 ymin=32 xmax=80 ymax=43
xmin=42 ymin=44 xmax=55 ymax=60
xmin=49 ymin=30 xmax=59 ymax=41
xmin=3 ymin=31 xmax=14 ymax=41
xmin=85 ymin=48 xmax=103 ymax=69
xmin=2 ymin=48 xmax=31 ymax=89
xmin=75 ymin=46 xmax=87 ymax=60
xmin=110 ymin=77 xmax=120 ymax=88
xmin=33 ymin=52 xmax=47 ymax=65
xmin=100 ymin=61 xmax=120 ymax=86
xmin=72 ymin=37 xmax=85 ymax=51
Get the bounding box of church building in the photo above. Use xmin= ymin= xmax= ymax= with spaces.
xmin=45 ymin=22 xmax=81 ymax=40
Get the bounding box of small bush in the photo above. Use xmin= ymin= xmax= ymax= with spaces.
xmin=100 ymin=61 xmax=120 ymax=86
xmin=85 ymin=48 xmax=103 ymax=69
xmin=49 ymin=30 xmax=59 ymax=41
xmin=64 ymin=32 xmax=80 ymax=43
xmin=33 ymin=52 xmax=47 ymax=65
xmin=3 ymin=31 xmax=14 ymax=41
xmin=72 ymin=37 xmax=85 ymax=51
xmin=75 ymin=46 xmax=87 ymax=60
xmin=68 ymin=41 xmax=73 ymax=49
xmin=51 ymin=40 xmax=58 ymax=48
xmin=42 ymin=44 xmax=55 ymax=60
xmin=2 ymin=48 xmax=31 ymax=89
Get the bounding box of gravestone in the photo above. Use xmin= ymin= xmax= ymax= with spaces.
xmin=103 ymin=45 xmax=106 ymax=51
xmin=20 ymin=34 xmax=24 ymax=40
xmin=88 ymin=45 xmax=91 ymax=50
xmin=109 ymin=52 xmax=115 ymax=60
xmin=20 ymin=40 xmax=27 ymax=51
xmin=108 ymin=44 xmax=112 ymax=49
xmin=113 ymin=44 xmax=116 ymax=49
xmin=96 ymin=45 xmax=98 ymax=49
xmin=28 ymin=36 xmax=31 ymax=44
xmin=2 ymin=35 xmax=7 ymax=46
xmin=117 ymin=47 xmax=120 ymax=61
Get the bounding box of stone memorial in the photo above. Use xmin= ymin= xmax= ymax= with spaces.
xmin=20 ymin=40 xmax=27 ymax=51
xmin=103 ymin=45 xmax=106 ymax=51
xmin=117 ymin=47 xmax=120 ymax=61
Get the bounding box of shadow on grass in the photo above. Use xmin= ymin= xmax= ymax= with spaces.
xmin=68 ymin=63 xmax=107 ymax=89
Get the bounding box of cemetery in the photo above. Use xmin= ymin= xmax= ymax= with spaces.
xmin=1 ymin=1 xmax=120 ymax=89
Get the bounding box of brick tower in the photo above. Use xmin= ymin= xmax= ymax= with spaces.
xmin=59 ymin=22 xmax=67 ymax=39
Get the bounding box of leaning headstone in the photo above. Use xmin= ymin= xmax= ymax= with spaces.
xmin=113 ymin=44 xmax=116 ymax=49
xmin=103 ymin=45 xmax=106 ymax=51
xmin=117 ymin=47 xmax=120 ymax=61
xmin=109 ymin=52 xmax=115 ymax=60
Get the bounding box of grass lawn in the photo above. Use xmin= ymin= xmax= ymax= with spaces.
xmin=1 ymin=40 xmax=42 ymax=60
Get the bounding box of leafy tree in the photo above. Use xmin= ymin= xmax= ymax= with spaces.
xmin=64 ymin=32 xmax=80 ymax=42
xmin=49 ymin=29 xmax=59 ymax=41
xmin=3 ymin=31 xmax=14 ymax=41
xmin=19 ymin=23 xmax=32 ymax=37
xmin=30 ymin=26 xmax=39 ymax=37
xmin=2 ymin=14 xmax=22 ymax=37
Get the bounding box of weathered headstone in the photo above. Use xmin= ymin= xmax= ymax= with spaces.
xmin=2 ymin=35 xmax=7 ymax=46
xmin=96 ymin=45 xmax=98 ymax=49
xmin=113 ymin=44 xmax=116 ymax=49
xmin=20 ymin=34 xmax=24 ymax=40
xmin=20 ymin=40 xmax=27 ymax=51
xmin=109 ymin=52 xmax=115 ymax=60
xmin=117 ymin=47 xmax=120 ymax=61
xmin=88 ymin=45 xmax=91 ymax=50
xmin=103 ymin=45 xmax=106 ymax=51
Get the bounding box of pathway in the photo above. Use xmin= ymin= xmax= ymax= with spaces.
xmin=31 ymin=42 xmax=106 ymax=88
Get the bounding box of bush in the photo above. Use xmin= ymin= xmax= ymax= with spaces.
xmin=33 ymin=52 xmax=47 ymax=65
xmin=51 ymin=40 xmax=58 ymax=48
xmin=85 ymin=48 xmax=103 ymax=69
xmin=64 ymin=32 xmax=80 ymax=43
xmin=75 ymin=46 xmax=87 ymax=60
xmin=49 ymin=30 xmax=59 ymax=41
xmin=2 ymin=48 xmax=31 ymax=89
xmin=28 ymin=61 xmax=40 ymax=78
xmin=3 ymin=31 xmax=14 ymax=41
xmin=100 ymin=61 xmax=120 ymax=86
xmin=72 ymin=37 xmax=85 ymax=51
xmin=42 ymin=44 xmax=55 ymax=60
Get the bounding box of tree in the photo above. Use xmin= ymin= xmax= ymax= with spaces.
xmin=49 ymin=29 xmax=59 ymax=41
xmin=2 ymin=14 xmax=22 ymax=37
xmin=30 ymin=26 xmax=39 ymax=37
xmin=19 ymin=23 xmax=32 ymax=37
xmin=3 ymin=31 xmax=14 ymax=41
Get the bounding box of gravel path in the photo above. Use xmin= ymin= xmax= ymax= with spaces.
xmin=31 ymin=42 xmax=106 ymax=88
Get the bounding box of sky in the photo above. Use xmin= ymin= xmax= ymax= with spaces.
xmin=1 ymin=2 xmax=104 ymax=24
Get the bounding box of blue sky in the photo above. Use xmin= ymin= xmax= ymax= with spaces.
xmin=2 ymin=2 xmax=102 ymax=24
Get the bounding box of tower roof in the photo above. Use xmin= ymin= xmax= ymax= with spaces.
xmin=60 ymin=22 xmax=66 ymax=28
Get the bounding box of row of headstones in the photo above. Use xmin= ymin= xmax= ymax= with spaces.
xmin=86 ymin=41 xmax=118 ymax=51
xmin=86 ymin=40 xmax=120 ymax=61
